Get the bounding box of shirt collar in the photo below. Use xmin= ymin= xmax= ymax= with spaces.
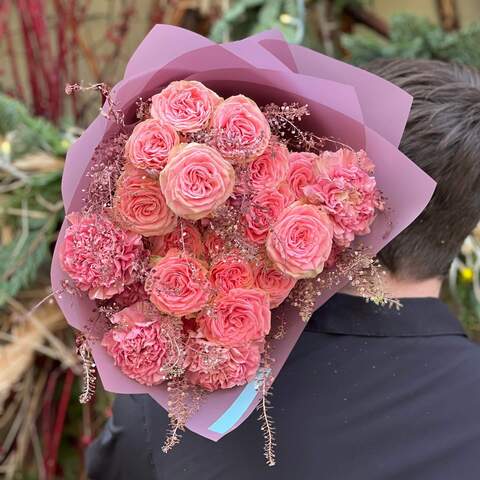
xmin=308 ymin=293 xmax=466 ymax=337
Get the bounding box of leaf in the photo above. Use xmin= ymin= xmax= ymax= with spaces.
xmin=0 ymin=217 xmax=58 ymax=307
xmin=0 ymin=94 xmax=30 ymax=135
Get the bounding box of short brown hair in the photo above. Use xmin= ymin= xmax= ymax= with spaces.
xmin=365 ymin=59 xmax=480 ymax=279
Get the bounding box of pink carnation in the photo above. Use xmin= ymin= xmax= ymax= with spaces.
xmin=254 ymin=260 xmax=296 ymax=309
xmin=150 ymin=80 xmax=221 ymax=133
xmin=210 ymin=254 xmax=254 ymax=295
xmin=314 ymin=148 xmax=375 ymax=177
xmin=247 ymin=142 xmax=289 ymax=191
xmin=113 ymin=166 xmax=177 ymax=237
xmin=149 ymin=222 xmax=205 ymax=258
xmin=59 ymin=212 xmax=145 ymax=300
xmin=185 ymin=334 xmax=261 ymax=392
xmin=198 ymin=287 xmax=270 ymax=347
xmin=160 ymin=143 xmax=235 ymax=221
xmin=287 ymin=151 xmax=317 ymax=199
xmin=306 ymin=148 xmax=383 ymax=246
xmin=125 ymin=119 xmax=179 ymax=172
xmin=266 ymin=202 xmax=333 ymax=279
xmin=101 ymin=302 xmax=184 ymax=386
xmin=243 ymin=187 xmax=291 ymax=245
xmin=211 ymin=95 xmax=271 ymax=161
xmin=145 ymin=251 xmax=211 ymax=316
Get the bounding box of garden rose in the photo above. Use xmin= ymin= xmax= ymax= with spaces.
xmin=185 ymin=334 xmax=261 ymax=392
xmin=197 ymin=287 xmax=270 ymax=346
xmin=247 ymin=142 xmax=289 ymax=191
xmin=254 ymin=261 xmax=296 ymax=309
xmin=210 ymin=254 xmax=254 ymax=295
xmin=203 ymin=229 xmax=225 ymax=260
xmin=211 ymin=95 xmax=271 ymax=161
xmin=113 ymin=166 xmax=177 ymax=237
xmin=266 ymin=202 xmax=333 ymax=279
xmin=145 ymin=251 xmax=211 ymax=316
xmin=277 ymin=181 xmax=296 ymax=205
xmin=125 ymin=118 xmax=179 ymax=172
xmin=59 ymin=212 xmax=145 ymax=300
xmin=306 ymin=149 xmax=383 ymax=246
xmin=243 ymin=187 xmax=290 ymax=245
xmin=287 ymin=151 xmax=317 ymax=199
xmin=150 ymin=222 xmax=205 ymax=258
xmin=150 ymin=80 xmax=221 ymax=133
xmin=102 ymin=301 xmax=184 ymax=386
xmin=159 ymin=143 xmax=235 ymax=221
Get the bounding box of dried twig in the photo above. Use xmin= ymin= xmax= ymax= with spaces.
xmin=76 ymin=334 xmax=97 ymax=404
xmin=256 ymin=367 xmax=276 ymax=467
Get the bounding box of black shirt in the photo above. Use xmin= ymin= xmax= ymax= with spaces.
xmin=86 ymin=294 xmax=480 ymax=480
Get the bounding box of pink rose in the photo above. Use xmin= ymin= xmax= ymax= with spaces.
xmin=266 ymin=202 xmax=333 ymax=279
xmin=102 ymin=301 xmax=184 ymax=386
xmin=145 ymin=251 xmax=211 ymax=316
xmin=203 ymin=229 xmax=225 ymax=260
xmin=243 ymin=187 xmax=291 ymax=245
xmin=160 ymin=143 xmax=235 ymax=221
xmin=254 ymin=260 xmax=296 ymax=308
xmin=150 ymin=80 xmax=221 ymax=133
xmin=59 ymin=212 xmax=145 ymax=300
xmin=185 ymin=334 xmax=261 ymax=392
xmin=287 ymin=151 xmax=317 ymax=199
xmin=210 ymin=254 xmax=254 ymax=295
xmin=149 ymin=222 xmax=205 ymax=258
xmin=125 ymin=119 xmax=179 ymax=172
xmin=198 ymin=287 xmax=270 ymax=346
xmin=211 ymin=95 xmax=271 ymax=161
xmin=113 ymin=166 xmax=177 ymax=237
xmin=111 ymin=281 xmax=149 ymax=308
xmin=277 ymin=181 xmax=296 ymax=205
xmin=247 ymin=142 xmax=289 ymax=191
xmin=306 ymin=148 xmax=383 ymax=246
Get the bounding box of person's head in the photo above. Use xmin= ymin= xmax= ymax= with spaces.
xmin=365 ymin=58 xmax=480 ymax=281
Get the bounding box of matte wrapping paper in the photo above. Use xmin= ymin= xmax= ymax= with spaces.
xmin=51 ymin=25 xmax=436 ymax=441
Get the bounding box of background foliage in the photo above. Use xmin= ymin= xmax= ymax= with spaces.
xmin=343 ymin=13 xmax=480 ymax=66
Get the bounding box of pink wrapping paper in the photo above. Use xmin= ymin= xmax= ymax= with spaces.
xmin=51 ymin=25 xmax=436 ymax=441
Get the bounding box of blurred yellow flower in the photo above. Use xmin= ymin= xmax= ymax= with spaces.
xmin=1 ymin=140 xmax=11 ymax=156
xmin=279 ymin=13 xmax=293 ymax=24
xmin=460 ymin=267 xmax=474 ymax=282
xmin=60 ymin=138 xmax=70 ymax=150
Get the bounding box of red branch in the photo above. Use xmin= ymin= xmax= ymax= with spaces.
xmin=45 ymin=369 xmax=75 ymax=479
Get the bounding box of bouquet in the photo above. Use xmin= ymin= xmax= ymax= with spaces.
xmin=51 ymin=25 xmax=435 ymax=464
